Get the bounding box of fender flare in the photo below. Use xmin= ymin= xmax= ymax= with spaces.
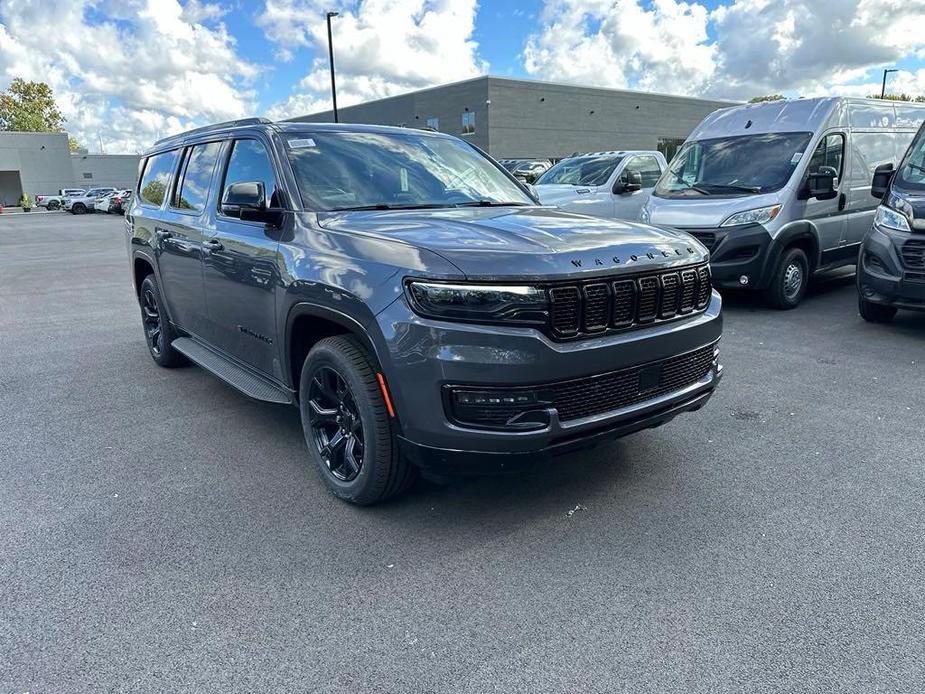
xmin=762 ymin=222 xmax=820 ymax=287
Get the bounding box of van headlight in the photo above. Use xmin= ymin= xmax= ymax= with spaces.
xmin=406 ymin=281 xmax=549 ymax=324
xmin=720 ymin=204 xmax=782 ymax=227
xmin=874 ymin=204 xmax=910 ymax=232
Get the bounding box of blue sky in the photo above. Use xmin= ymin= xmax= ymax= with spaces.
xmin=2 ymin=0 xmax=925 ymax=153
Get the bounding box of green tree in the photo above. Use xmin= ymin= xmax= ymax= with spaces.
xmin=0 ymin=79 xmax=66 ymax=132
xmin=67 ymin=136 xmax=85 ymax=153
xmin=867 ymin=92 xmax=925 ymax=102
xmin=748 ymin=95 xmax=785 ymax=103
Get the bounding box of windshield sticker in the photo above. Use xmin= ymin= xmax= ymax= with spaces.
xmin=790 ymin=151 xmax=803 ymax=164
xmin=289 ymin=138 xmax=316 ymax=149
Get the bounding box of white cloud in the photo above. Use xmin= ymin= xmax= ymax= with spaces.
xmin=260 ymin=0 xmax=488 ymax=120
xmin=0 ymin=0 xmax=260 ymax=153
xmin=523 ymin=0 xmax=925 ymax=100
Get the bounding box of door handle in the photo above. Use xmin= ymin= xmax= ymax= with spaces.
xmin=204 ymin=238 xmax=224 ymax=252
xmin=838 ymin=193 xmax=846 ymax=211
xmin=155 ymin=227 xmax=172 ymax=240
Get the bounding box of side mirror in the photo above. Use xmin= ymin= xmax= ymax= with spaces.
xmin=871 ymin=162 xmax=894 ymax=199
xmin=221 ymin=181 xmax=265 ymax=217
xmin=613 ymin=170 xmax=642 ymax=194
xmin=804 ymin=167 xmax=837 ymax=200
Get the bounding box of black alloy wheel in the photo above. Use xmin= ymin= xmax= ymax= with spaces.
xmin=306 ymin=366 xmax=365 ymax=481
xmin=141 ymin=284 xmax=163 ymax=357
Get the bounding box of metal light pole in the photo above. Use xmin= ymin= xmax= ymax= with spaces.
xmin=326 ymin=11 xmax=339 ymax=123
xmin=881 ymin=68 xmax=898 ymax=99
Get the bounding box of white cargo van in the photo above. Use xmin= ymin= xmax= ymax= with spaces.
xmin=641 ymin=97 xmax=925 ymax=308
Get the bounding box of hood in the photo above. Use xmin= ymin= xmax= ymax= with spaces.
xmin=535 ymin=184 xmax=602 ymax=206
xmin=646 ymin=191 xmax=784 ymax=228
xmin=317 ymin=206 xmax=707 ymax=281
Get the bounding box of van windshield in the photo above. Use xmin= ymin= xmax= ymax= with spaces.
xmin=537 ymin=155 xmax=623 ymax=186
xmin=895 ymin=125 xmax=925 ymax=191
xmin=284 ymin=131 xmax=533 ymax=211
xmin=654 ymin=132 xmax=813 ymax=197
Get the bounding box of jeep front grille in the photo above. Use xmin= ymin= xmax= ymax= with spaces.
xmin=545 ymin=264 xmax=711 ymax=339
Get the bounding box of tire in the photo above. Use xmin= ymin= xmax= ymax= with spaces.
xmin=48 ymin=200 xmax=60 ymax=210
xmin=859 ymin=296 xmax=897 ymax=323
xmin=138 ymin=274 xmax=185 ymax=367
xmin=764 ymin=246 xmax=810 ymax=309
xmin=72 ymin=203 xmax=86 ymax=215
xmin=299 ymin=336 xmax=415 ymax=505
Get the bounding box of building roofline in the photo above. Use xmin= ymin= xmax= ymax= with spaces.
xmin=289 ymin=74 xmax=740 ymax=120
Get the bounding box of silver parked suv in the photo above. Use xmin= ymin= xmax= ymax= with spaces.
xmin=128 ymin=118 xmax=723 ymax=504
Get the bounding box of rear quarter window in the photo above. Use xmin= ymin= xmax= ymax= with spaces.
xmin=138 ymin=150 xmax=179 ymax=207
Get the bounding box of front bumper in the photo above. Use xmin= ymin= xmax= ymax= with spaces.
xmin=858 ymin=224 xmax=925 ymax=311
xmin=675 ymin=224 xmax=773 ymax=290
xmin=375 ymin=289 xmax=723 ymax=469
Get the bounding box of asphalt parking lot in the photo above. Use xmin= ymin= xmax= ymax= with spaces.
xmin=3 ymin=211 xmax=925 ymax=693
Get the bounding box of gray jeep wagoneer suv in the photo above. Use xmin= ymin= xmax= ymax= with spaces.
xmin=127 ymin=118 xmax=723 ymax=504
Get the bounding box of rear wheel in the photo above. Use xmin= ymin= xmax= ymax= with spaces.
xmin=48 ymin=200 xmax=60 ymax=210
xmin=859 ymin=296 xmax=897 ymax=323
xmin=139 ymin=275 xmax=185 ymax=367
xmin=299 ymin=336 xmax=414 ymax=505
xmin=764 ymin=247 xmax=809 ymax=309
xmin=72 ymin=203 xmax=86 ymax=215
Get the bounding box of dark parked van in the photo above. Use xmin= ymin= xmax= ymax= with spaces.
xmin=858 ymin=121 xmax=925 ymax=322
xmin=127 ymin=118 xmax=723 ymax=504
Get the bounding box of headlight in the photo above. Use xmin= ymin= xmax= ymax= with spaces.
xmin=720 ymin=204 xmax=782 ymax=227
xmin=874 ymin=204 xmax=910 ymax=232
xmin=406 ymin=281 xmax=548 ymax=324
xmin=638 ymin=201 xmax=651 ymax=224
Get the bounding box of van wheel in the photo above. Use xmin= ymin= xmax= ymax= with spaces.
xmin=764 ymin=247 xmax=809 ymax=309
xmin=139 ymin=275 xmax=185 ymax=367
xmin=859 ymin=296 xmax=897 ymax=323
xmin=299 ymin=336 xmax=415 ymax=505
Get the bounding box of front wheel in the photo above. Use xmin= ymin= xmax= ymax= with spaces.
xmin=859 ymin=296 xmax=897 ymax=323
xmin=72 ymin=203 xmax=86 ymax=215
xmin=764 ymin=247 xmax=809 ymax=309
xmin=299 ymin=336 xmax=415 ymax=505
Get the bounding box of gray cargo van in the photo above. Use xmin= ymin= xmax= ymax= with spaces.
xmin=641 ymin=97 xmax=925 ymax=308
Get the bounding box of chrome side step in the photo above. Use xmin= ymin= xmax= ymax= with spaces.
xmin=171 ymin=337 xmax=293 ymax=405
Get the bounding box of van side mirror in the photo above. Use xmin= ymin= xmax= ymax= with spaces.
xmin=613 ymin=170 xmax=642 ymax=194
xmin=871 ymin=163 xmax=894 ymax=199
xmin=804 ymin=167 xmax=837 ymax=200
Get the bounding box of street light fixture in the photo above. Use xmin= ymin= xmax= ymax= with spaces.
xmin=881 ymin=68 xmax=898 ymax=100
xmin=326 ymin=11 xmax=339 ymax=123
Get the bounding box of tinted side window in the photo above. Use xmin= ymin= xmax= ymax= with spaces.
xmin=808 ymin=133 xmax=845 ymax=177
xmin=139 ymin=150 xmax=179 ymax=207
xmin=174 ymin=141 xmax=222 ymax=213
xmin=623 ymin=156 xmax=663 ymax=187
xmin=221 ymin=139 xmax=280 ymax=210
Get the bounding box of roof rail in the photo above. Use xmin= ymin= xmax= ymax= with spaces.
xmin=152 ymin=117 xmax=273 ymax=147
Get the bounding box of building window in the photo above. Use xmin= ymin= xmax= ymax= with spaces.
xmin=462 ymin=111 xmax=475 ymax=135
xmin=657 ymin=138 xmax=685 ymax=162
xmin=82 ymin=172 xmax=93 ymax=179
xmin=426 ymin=117 xmax=439 ymax=131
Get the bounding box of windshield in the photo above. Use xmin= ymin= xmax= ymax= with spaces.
xmin=895 ymin=124 xmax=925 ymax=191
xmin=654 ymin=132 xmax=813 ymax=197
xmin=537 ymin=156 xmax=623 ymax=186
xmin=285 ymin=131 xmax=533 ymax=211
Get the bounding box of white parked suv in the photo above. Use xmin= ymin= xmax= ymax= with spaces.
xmin=534 ymin=151 xmax=667 ymax=221
xmin=63 ymin=187 xmax=117 ymax=214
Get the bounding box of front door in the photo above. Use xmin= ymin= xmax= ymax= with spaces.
xmin=802 ymin=131 xmax=848 ymax=265
xmin=203 ymin=137 xmax=283 ymax=379
xmin=612 ymin=155 xmax=663 ymax=221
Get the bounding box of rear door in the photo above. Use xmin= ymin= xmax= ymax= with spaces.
xmin=612 ymin=155 xmax=663 ymax=220
xmin=202 ymin=136 xmax=284 ymax=378
xmin=154 ymin=140 xmax=224 ymax=335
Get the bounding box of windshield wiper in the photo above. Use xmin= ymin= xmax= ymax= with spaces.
xmin=906 ymin=162 xmax=925 ymax=175
xmin=328 ymin=203 xmax=453 ymax=211
xmin=698 ymin=182 xmax=763 ymax=194
xmin=454 ymin=200 xmax=530 ymax=207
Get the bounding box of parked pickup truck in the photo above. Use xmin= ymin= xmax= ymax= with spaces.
xmin=34 ymin=188 xmax=86 ymax=210
xmin=63 ymin=187 xmax=117 ymax=214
